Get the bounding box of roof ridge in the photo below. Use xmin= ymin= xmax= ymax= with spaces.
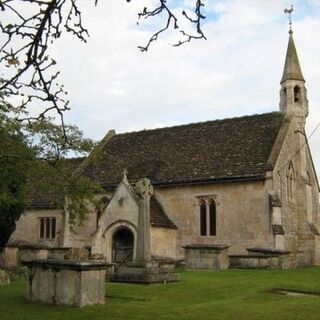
xmin=115 ymin=111 xmax=281 ymax=137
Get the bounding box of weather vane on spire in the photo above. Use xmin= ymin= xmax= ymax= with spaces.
xmin=284 ymin=5 xmax=294 ymax=34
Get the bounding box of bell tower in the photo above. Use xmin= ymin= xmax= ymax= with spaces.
xmin=279 ymin=30 xmax=309 ymax=122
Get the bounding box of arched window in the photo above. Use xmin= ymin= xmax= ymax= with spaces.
xmin=294 ymin=86 xmax=301 ymax=103
xmin=208 ymin=199 xmax=216 ymax=236
xmin=286 ymin=162 xmax=295 ymax=200
xmin=199 ymin=199 xmax=207 ymax=236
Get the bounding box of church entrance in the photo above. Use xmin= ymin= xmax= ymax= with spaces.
xmin=112 ymin=228 xmax=134 ymax=263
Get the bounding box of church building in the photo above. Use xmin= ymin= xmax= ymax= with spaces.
xmin=7 ymin=30 xmax=320 ymax=268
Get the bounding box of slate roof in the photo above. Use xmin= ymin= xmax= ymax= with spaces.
xmin=81 ymin=112 xmax=285 ymax=187
xmin=27 ymin=157 xmax=85 ymax=209
xmin=26 ymin=160 xmax=176 ymax=229
xmin=150 ymin=196 xmax=176 ymax=229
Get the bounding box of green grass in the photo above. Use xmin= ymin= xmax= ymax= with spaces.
xmin=1 ymin=268 xmax=320 ymax=320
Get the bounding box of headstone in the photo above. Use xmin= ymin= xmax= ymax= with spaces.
xmin=4 ymin=247 xmax=18 ymax=269
xmin=0 ymin=270 xmax=10 ymax=285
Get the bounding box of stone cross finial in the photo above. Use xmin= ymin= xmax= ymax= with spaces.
xmin=135 ymin=178 xmax=153 ymax=199
xmin=284 ymin=5 xmax=294 ymax=34
xmin=122 ymin=169 xmax=128 ymax=182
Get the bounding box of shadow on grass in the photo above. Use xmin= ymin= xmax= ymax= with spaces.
xmin=105 ymin=294 xmax=150 ymax=302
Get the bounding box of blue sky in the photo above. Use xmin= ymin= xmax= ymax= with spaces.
xmin=40 ymin=0 xmax=320 ymax=177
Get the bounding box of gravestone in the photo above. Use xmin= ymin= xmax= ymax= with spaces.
xmin=0 ymin=270 xmax=10 ymax=285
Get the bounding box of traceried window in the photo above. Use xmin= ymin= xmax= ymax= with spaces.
xmin=199 ymin=198 xmax=217 ymax=236
xmin=39 ymin=217 xmax=56 ymax=239
xmin=286 ymin=162 xmax=295 ymax=200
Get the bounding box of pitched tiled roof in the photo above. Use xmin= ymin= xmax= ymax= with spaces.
xmin=150 ymin=196 xmax=176 ymax=229
xmin=81 ymin=112 xmax=284 ymax=187
xmin=27 ymin=157 xmax=85 ymax=209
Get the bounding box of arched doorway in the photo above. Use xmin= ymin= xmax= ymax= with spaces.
xmin=112 ymin=228 xmax=134 ymax=263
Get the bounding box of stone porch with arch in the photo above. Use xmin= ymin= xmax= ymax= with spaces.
xmin=89 ymin=174 xmax=178 ymax=266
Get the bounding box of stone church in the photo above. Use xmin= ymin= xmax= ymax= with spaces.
xmin=7 ymin=31 xmax=320 ymax=268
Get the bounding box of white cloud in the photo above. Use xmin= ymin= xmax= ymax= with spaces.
xmin=41 ymin=0 xmax=320 ymax=178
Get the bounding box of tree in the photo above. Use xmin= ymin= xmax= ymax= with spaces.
xmin=0 ymin=0 xmax=206 ymax=134
xmin=0 ymin=94 xmax=32 ymax=247
xmin=0 ymin=92 xmax=102 ymax=247
xmin=0 ymin=0 xmax=207 ymax=244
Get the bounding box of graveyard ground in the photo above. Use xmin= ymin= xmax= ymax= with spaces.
xmin=1 ymin=267 xmax=320 ymax=320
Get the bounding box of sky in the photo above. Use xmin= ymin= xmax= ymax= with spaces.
xmin=36 ymin=0 xmax=320 ymax=178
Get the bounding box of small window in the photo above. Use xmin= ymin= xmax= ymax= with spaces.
xmin=294 ymin=86 xmax=301 ymax=103
xmin=39 ymin=217 xmax=56 ymax=239
xmin=199 ymin=199 xmax=207 ymax=236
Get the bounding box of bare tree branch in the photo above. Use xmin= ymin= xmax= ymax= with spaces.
xmin=132 ymin=0 xmax=206 ymax=52
xmin=0 ymin=0 xmax=90 ymax=139
xmin=0 ymin=0 xmax=207 ymax=138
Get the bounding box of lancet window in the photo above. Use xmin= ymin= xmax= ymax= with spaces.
xmin=286 ymin=162 xmax=295 ymax=200
xmin=199 ymin=198 xmax=217 ymax=236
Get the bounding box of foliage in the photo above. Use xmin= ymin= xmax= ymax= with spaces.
xmin=1 ymin=268 xmax=320 ymax=319
xmin=0 ymin=93 xmax=32 ymax=248
xmin=0 ymin=92 xmax=102 ymax=245
xmin=0 ymin=0 xmax=206 ymax=133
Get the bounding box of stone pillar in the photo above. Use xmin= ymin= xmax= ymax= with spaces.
xmin=269 ymin=192 xmax=285 ymax=250
xmin=134 ymin=178 xmax=153 ymax=263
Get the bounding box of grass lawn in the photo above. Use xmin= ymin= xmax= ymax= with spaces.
xmin=1 ymin=268 xmax=320 ymax=320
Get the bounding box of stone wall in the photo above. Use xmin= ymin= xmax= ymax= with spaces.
xmin=9 ymin=210 xmax=64 ymax=247
xmin=156 ymin=180 xmax=273 ymax=259
xmin=62 ymin=201 xmax=98 ymax=248
xmin=150 ymin=227 xmax=177 ymax=259
xmin=270 ymin=117 xmax=320 ymax=266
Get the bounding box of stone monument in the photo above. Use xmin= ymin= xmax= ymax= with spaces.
xmin=22 ymin=259 xmax=110 ymax=307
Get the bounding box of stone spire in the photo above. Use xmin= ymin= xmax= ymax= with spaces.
xmin=281 ymin=33 xmax=305 ymax=84
xmin=279 ymin=31 xmax=308 ymax=121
